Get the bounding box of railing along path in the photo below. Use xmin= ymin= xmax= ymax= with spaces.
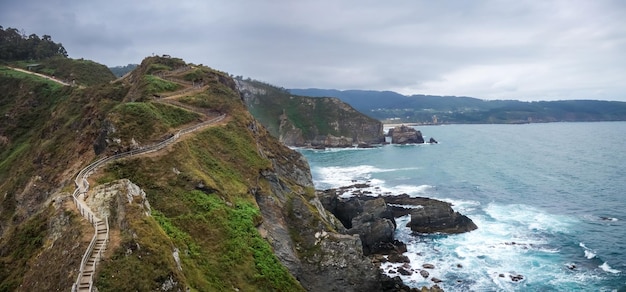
xmin=71 ymin=106 xmax=225 ymax=291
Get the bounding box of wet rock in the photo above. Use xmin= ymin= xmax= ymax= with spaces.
xmin=422 ymin=263 xmax=435 ymax=269
xmin=398 ymin=267 xmax=413 ymax=276
xmin=510 ymin=274 xmax=524 ymax=282
xmin=420 ymin=269 xmax=430 ymax=278
xmin=431 ymin=277 xmax=443 ymax=283
xmin=429 ymin=137 xmax=438 ymax=144
xmin=407 ymin=198 xmax=477 ymax=234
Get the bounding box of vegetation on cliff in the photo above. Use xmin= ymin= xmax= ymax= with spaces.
xmin=237 ymin=78 xmax=384 ymax=147
xmin=0 ymin=55 xmax=320 ymax=291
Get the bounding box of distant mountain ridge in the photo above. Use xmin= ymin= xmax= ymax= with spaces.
xmin=290 ymin=88 xmax=626 ymax=124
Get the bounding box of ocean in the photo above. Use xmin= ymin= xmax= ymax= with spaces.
xmin=298 ymin=122 xmax=626 ymax=291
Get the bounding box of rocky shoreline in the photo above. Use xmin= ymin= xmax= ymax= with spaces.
xmin=316 ymin=182 xmax=477 ymax=291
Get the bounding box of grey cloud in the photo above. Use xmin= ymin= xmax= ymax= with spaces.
xmin=1 ymin=0 xmax=625 ymax=101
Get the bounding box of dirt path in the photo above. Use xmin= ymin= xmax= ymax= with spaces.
xmin=7 ymin=67 xmax=71 ymax=86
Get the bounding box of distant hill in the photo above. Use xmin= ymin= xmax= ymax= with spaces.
xmin=290 ymin=88 xmax=626 ymax=124
xmin=237 ymin=79 xmax=384 ymax=147
xmin=109 ymin=63 xmax=138 ymax=77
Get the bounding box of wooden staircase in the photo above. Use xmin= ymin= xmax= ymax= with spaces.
xmin=69 ymin=76 xmax=226 ymax=291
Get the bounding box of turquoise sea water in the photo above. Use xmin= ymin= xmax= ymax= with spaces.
xmin=298 ymin=122 xmax=626 ymax=291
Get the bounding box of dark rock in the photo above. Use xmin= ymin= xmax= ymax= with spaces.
xmin=317 ymin=193 xmax=397 ymax=255
xmin=397 ymin=267 xmax=413 ymax=276
xmin=422 ymin=263 xmax=435 ymax=269
xmin=431 ymin=277 xmax=443 ymax=283
xmin=388 ymin=125 xmax=425 ymax=144
xmin=456 ymin=263 xmax=463 ymax=268
xmin=407 ymin=197 xmax=477 ymax=234
xmin=429 ymin=137 xmax=438 ymax=144
xmin=510 ymin=274 xmax=524 ymax=282
xmin=380 ymin=275 xmax=413 ymax=292
xmin=420 ymin=269 xmax=430 ymax=278
xmin=387 ymin=253 xmax=410 ymax=263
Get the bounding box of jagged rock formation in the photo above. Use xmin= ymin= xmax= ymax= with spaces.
xmin=255 ymin=143 xmax=383 ymax=291
xmin=236 ymin=79 xmax=385 ymax=147
xmin=384 ymin=194 xmax=478 ymax=234
xmin=388 ymin=125 xmax=425 ymax=144
xmin=318 ymin=188 xmax=477 ymax=239
xmin=318 ymin=195 xmax=396 ymax=255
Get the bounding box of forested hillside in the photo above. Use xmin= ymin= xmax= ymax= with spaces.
xmin=291 ymin=88 xmax=626 ymax=124
xmin=0 ymin=26 xmax=67 ymax=61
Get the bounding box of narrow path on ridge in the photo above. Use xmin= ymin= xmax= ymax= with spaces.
xmin=6 ymin=66 xmax=71 ymax=86
xmin=71 ymin=73 xmax=226 ymax=292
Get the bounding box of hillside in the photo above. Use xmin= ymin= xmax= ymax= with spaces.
xmin=0 ymin=56 xmax=389 ymax=291
xmin=237 ymin=79 xmax=384 ymax=147
xmin=290 ymin=88 xmax=626 ymax=124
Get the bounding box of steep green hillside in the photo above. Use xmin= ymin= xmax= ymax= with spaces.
xmin=1 ymin=55 xmax=384 ymax=291
xmin=237 ymin=79 xmax=384 ymax=147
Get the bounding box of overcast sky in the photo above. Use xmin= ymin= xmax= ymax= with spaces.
xmin=2 ymin=0 xmax=625 ymax=101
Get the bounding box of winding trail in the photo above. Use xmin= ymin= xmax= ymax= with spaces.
xmin=70 ymin=72 xmax=226 ymax=292
xmin=6 ymin=66 xmax=71 ymax=86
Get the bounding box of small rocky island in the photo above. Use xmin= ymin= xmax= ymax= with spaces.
xmin=316 ymin=183 xmax=477 ymax=291
xmin=387 ymin=125 xmax=438 ymax=145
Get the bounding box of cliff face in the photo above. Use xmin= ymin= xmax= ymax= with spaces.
xmin=236 ymin=79 xmax=385 ymax=147
xmin=0 ymin=57 xmax=382 ymax=291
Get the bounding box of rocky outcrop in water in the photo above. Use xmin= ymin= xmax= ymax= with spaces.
xmin=318 ymin=186 xmax=477 ymax=236
xmin=318 ymin=195 xmax=396 ymax=255
xmin=388 ymin=125 xmax=425 ymax=144
xmin=383 ymin=194 xmax=478 ymax=234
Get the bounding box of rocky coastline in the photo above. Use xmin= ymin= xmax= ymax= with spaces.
xmin=316 ymin=182 xmax=477 ymax=291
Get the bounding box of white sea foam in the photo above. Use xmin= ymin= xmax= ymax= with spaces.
xmin=314 ymin=165 xmax=422 ymax=189
xmin=584 ymin=250 xmax=597 ymax=259
xmin=599 ymin=262 xmax=621 ymax=274
xmin=387 ymin=184 xmax=434 ymax=197
xmin=387 ymin=203 xmax=423 ymax=209
xmin=382 ymin=203 xmax=591 ymax=291
xmin=485 ymin=203 xmax=576 ymax=234
xmin=579 ymin=242 xmax=597 ymax=259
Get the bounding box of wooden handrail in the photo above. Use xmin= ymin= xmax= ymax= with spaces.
xmin=71 ymin=113 xmax=225 ymax=291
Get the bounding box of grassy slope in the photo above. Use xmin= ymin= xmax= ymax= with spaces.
xmin=1 ymin=56 xmax=305 ymax=291
xmin=91 ymin=57 xmax=304 ymax=291
xmin=9 ymin=56 xmax=116 ymax=86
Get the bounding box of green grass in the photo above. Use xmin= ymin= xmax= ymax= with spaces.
xmin=96 ymin=202 xmax=187 ymax=292
xmin=98 ymin=112 xmax=302 ymax=291
xmin=152 ymin=191 xmax=301 ymax=291
xmin=0 ymin=66 xmax=63 ymax=90
xmin=0 ymin=142 xmax=29 ymax=174
xmin=142 ymin=75 xmax=182 ymax=95
xmin=108 ymin=101 xmax=201 ymax=141
xmin=10 ymin=57 xmax=117 ymax=86
xmin=0 ymin=208 xmax=49 ymax=291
